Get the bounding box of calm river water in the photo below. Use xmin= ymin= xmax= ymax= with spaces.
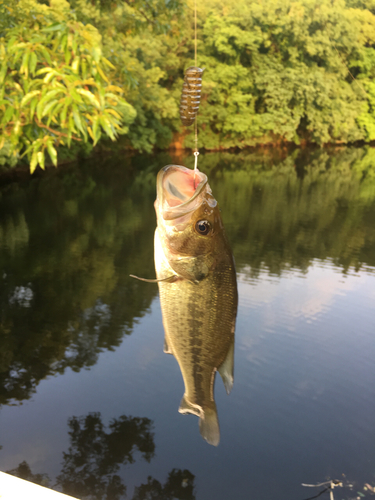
xmin=0 ymin=147 xmax=375 ymax=500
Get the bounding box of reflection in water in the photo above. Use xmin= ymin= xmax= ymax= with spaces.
xmin=7 ymin=460 xmax=50 ymax=487
xmin=133 ymin=469 xmax=195 ymax=500
xmin=56 ymin=413 xmax=154 ymax=499
xmin=0 ymin=159 xmax=158 ymax=406
xmin=6 ymin=412 xmax=195 ymax=500
xmin=1 ymin=148 xmax=375 ymax=499
xmin=1 ymin=148 xmax=375 ymax=409
xmin=154 ymin=166 xmax=238 ymax=446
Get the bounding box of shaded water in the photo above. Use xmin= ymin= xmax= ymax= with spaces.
xmin=0 ymin=147 xmax=375 ymax=500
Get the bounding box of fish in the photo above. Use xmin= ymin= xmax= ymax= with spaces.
xmin=154 ymin=164 xmax=238 ymax=446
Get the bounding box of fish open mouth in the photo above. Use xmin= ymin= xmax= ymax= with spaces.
xmin=157 ymin=165 xmax=213 ymax=220
xmin=162 ymin=166 xmax=206 ymax=207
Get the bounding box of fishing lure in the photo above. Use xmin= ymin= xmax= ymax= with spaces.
xmin=179 ymin=67 xmax=204 ymax=126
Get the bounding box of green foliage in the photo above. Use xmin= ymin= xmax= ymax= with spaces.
xmin=183 ymin=0 xmax=375 ymax=149
xmin=0 ymin=0 xmax=136 ymax=171
xmin=71 ymin=0 xmax=185 ymax=153
xmin=3 ymin=0 xmax=375 ymax=165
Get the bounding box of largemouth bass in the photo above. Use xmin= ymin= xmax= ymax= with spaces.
xmin=154 ymin=165 xmax=238 ymax=446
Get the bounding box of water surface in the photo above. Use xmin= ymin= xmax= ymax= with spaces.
xmin=0 ymin=147 xmax=375 ymax=500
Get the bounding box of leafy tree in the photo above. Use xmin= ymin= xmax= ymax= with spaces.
xmin=182 ymin=0 xmax=375 ymax=149
xmin=0 ymin=0 xmax=136 ymax=171
xmin=71 ymin=0 xmax=185 ymax=152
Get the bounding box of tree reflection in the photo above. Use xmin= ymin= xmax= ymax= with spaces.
xmin=0 ymin=157 xmax=159 ymax=406
xmin=196 ymin=146 xmax=375 ymax=276
xmin=55 ymin=412 xmax=155 ymax=499
xmin=1 ymin=148 xmax=375 ymax=408
xmin=6 ymin=411 xmax=195 ymax=500
xmin=6 ymin=460 xmax=50 ymax=487
xmin=132 ymin=469 xmax=195 ymax=500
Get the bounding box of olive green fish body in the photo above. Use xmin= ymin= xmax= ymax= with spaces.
xmin=154 ymin=165 xmax=238 ymax=446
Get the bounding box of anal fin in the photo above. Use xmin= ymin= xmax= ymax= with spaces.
xmin=218 ymin=339 xmax=234 ymax=395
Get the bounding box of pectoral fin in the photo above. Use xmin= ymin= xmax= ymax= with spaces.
xmin=129 ymin=274 xmax=178 ymax=283
xmin=199 ymin=407 xmax=220 ymax=446
xmin=218 ymin=339 xmax=234 ymax=395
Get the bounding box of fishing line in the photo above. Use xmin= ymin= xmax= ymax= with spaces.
xmin=193 ymin=0 xmax=199 ymax=186
xmin=194 ymin=0 xmax=197 ymax=69
xmin=179 ymin=0 xmax=204 ymax=188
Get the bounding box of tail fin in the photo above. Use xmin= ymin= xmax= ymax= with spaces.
xmin=199 ymin=407 xmax=220 ymax=446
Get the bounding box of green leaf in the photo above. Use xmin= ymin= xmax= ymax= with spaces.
xmin=60 ymin=100 xmax=71 ymax=126
xmin=20 ymin=90 xmax=41 ymax=108
xmin=30 ymin=98 xmax=38 ymax=120
xmin=68 ymin=114 xmax=76 ymax=135
xmin=37 ymin=89 xmax=63 ymax=120
xmin=6 ymin=36 xmax=18 ymax=50
xmin=21 ymin=50 xmax=30 ymax=76
xmin=76 ymin=89 xmax=100 ymax=109
xmin=29 ymin=52 xmax=38 ymax=76
xmin=0 ymin=63 xmax=8 ymax=85
xmin=43 ymin=70 xmax=58 ymax=84
xmin=30 ymin=149 xmax=38 ymax=174
xmin=2 ymin=106 xmax=14 ymax=125
xmin=48 ymin=100 xmax=65 ymax=124
xmin=60 ymin=34 xmax=67 ymax=52
xmin=71 ymin=57 xmax=79 ymax=73
xmin=72 ymin=104 xmax=85 ymax=135
xmin=39 ymin=47 xmax=52 ymax=65
xmin=42 ymin=23 xmax=65 ymax=33
xmin=35 ymin=67 xmax=53 ymax=76
xmin=37 ymin=151 xmax=45 ymax=170
xmin=47 ymin=141 xmax=57 ymax=166
xmin=92 ymin=116 xmax=101 ymax=145
xmin=42 ymin=99 xmax=59 ymax=118
xmin=100 ymin=115 xmax=116 ymax=140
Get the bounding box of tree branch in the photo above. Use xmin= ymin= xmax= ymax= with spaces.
xmin=35 ymin=120 xmax=83 ymax=142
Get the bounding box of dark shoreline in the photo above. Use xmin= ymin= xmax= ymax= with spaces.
xmin=0 ymin=141 xmax=373 ymax=189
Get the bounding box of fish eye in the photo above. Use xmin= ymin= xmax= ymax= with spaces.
xmin=195 ymin=220 xmax=211 ymax=235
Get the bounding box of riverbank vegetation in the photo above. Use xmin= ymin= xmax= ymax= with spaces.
xmin=1 ymin=0 xmax=375 ymax=170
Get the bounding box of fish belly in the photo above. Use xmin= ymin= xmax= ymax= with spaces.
xmin=154 ymin=228 xmax=236 ymax=411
